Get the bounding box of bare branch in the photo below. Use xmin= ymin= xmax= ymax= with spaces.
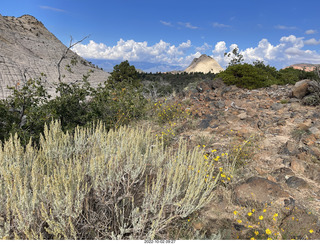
xmin=57 ymin=35 xmax=90 ymax=82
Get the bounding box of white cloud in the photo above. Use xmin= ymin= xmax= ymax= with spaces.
xmin=72 ymin=39 xmax=198 ymax=67
xmin=305 ymin=29 xmax=317 ymax=35
xmin=214 ymin=35 xmax=320 ymax=67
xmin=160 ymin=20 xmax=173 ymax=27
xmin=304 ymin=38 xmax=320 ymax=45
xmin=40 ymin=5 xmax=65 ymax=12
xmin=195 ymin=43 xmax=212 ymax=52
xmin=178 ymin=22 xmax=199 ymax=29
xmin=274 ymin=25 xmax=297 ymax=30
xmin=212 ymin=22 xmax=231 ymax=28
xmin=72 ymin=35 xmax=320 ymax=71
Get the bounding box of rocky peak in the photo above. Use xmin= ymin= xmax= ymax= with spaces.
xmin=185 ymin=54 xmax=224 ymax=74
xmin=0 ymin=14 xmax=110 ymax=99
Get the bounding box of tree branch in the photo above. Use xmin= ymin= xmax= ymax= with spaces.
xmin=57 ymin=35 xmax=90 ymax=82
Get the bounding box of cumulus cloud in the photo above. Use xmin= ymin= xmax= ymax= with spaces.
xmin=305 ymin=29 xmax=317 ymax=35
xmin=212 ymin=22 xmax=231 ymax=28
xmin=72 ymin=35 xmax=320 ymax=71
xmin=72 ymin=39 xmax=199 ymax=67
xmin=304 ymin=38 xmax=320 ymax=45
xmin=213 ymin=35 xmax=320 ymax=67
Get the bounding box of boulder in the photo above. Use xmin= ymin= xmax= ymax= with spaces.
xmin=292 ymin=80 xmax=310 ymax=99
xmin=233 ymin=177 xmax=290 ymax=206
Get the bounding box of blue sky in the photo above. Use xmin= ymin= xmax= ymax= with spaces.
xmin=2 ymin=0 xmax=320 ymax=72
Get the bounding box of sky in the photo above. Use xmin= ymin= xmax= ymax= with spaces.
xmin=2 ymin=0 xmax=320 ymax=72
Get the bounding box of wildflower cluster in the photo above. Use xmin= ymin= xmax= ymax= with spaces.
xmin=155 ymin=122 xmax=176 ymax=144
xmin=232 ymin=203 xmax=316 ymax=240
xmin=195 ymin=145 xmax=233 ymax=185
xmin=233 ymin=204 xmax=281 ymax=240
xmin=226 ymin=130 xmax=256 ymax=171
xmin=154 ymin=99 xmax=190 ymax=124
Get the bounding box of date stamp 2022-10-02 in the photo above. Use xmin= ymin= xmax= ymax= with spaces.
xmin=144 ymin=240 xmax=176 ymax=244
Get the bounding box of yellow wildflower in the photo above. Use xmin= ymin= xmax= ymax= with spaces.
xmin=309 ymin=229 xmax=314 ymax=234
xmin=248 ymin=225 xmax=253 ymax=228
xmin=221 ymin=173 xmax=226 ymax=178
xmin=267 ymin=237 xmax=272 ymax=240
xmin=234 ymin=211 xmax=238 ymax=215
xmin=266 ymin=229 xmax=272 ymax=235
xmin=259 ymin=215 xmax=263 ymax=220
xmin=263 ymin=209 xmax=267 ymax=213
xmin=273 ymin=213 xmax=278 ymax=217
xmin=252 ymin=209 xmax=255 ymax=213
xmin=237 ymin=219 xmax=242 ymax=223
xmin=250 ymin=237 xmax=256 ymax=240
xmin=254 ymin=231 xmax=259 ymax=236
xmin=248 ymin=212 xmax=253 ymax=216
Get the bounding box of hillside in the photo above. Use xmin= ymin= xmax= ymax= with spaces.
xmin=185 ymin=54 xmax=224 ymax=74
xmin=0 ymin=14 xmax=110 ymax=99
xmin=286 ymin=63 xmax=320 ymax=72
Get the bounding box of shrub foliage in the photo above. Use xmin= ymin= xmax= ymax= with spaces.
xmin=217 ymin=61 xmax=319 ymax=90
xmin=0 ymin=121 xmax=219 ymax=239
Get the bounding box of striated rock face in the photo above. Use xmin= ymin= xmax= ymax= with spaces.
xmin=0 ymin=14 xmax=110 ymax=99
xmin=185 ymin=54 xmax=224 ymax=74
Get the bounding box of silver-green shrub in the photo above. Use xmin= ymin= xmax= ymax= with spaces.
xmin=0 ymin=121 xmax=218 ymax=240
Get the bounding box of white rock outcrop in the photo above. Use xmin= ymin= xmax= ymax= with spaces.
xmin=0 ymin=14 xmax=110 ymax=99
xmin=185 ymin=54 xmax=224 ymax=74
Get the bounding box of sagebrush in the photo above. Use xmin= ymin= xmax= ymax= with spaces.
xmin=0 ymin=121 xmax=219 ymax=240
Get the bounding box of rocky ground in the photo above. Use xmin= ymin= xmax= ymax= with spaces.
xmin=167 ymin=79 xmax=320 ymax=239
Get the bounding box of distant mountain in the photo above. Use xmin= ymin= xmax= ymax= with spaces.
xmin=184 ymin=54 xmax=224 ymax=74
xmin=285 ymin=63 xmax=320 ymax=72
xmin=0 ymin=14 xmax=110 ymax=99
xmin=87 ymin=59 xmax=184 ymax=73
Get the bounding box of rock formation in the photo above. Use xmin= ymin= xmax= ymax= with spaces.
xmin=285 ymin=63 xmax=320 ymax=72
xmin=0 ymin=14 xmax=110 ymax=99
xmin=185 ymin=54 xmax=224 ymax=74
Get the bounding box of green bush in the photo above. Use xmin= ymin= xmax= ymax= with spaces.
xmin=217 ymin=61 xmax=319 ymax=90
xmin=0 ymin=61 xmax=147 ymax=146
xmin=217 ymin=63 xmax=278 ymax=89
xmin=278 ymin=67 xmax=319 ymax=84
xmin=0 ymin=121 xmax=219 ymax=240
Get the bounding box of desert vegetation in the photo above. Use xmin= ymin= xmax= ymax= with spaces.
xmin=1 ymin=58 xmax=320 ymax=240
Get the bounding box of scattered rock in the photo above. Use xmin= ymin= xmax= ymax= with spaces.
xmin=238 ymin=112 xmax=247 ymax=120
xmin=271 ymin=102 xmax=284 ymax=111
xmin=290 ymin=159 xmax=305 ymax=173
xmin=271 ymin=167 xmax=295 ymax=183
xmin=279 ymin=141 xmax=299 ymax=156
xmin=285 ymin=176 xmax=308 ymax=189
xmin=211 ymin=100 xmax=225 ymax=109
xmin=233 ymin=177 xmax=290 ymax=206
xmin=210 ymin=78 xmax=226 ymax=89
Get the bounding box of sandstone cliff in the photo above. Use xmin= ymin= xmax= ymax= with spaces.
xmin=0 ymin=14 xmax=110 ymax=99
